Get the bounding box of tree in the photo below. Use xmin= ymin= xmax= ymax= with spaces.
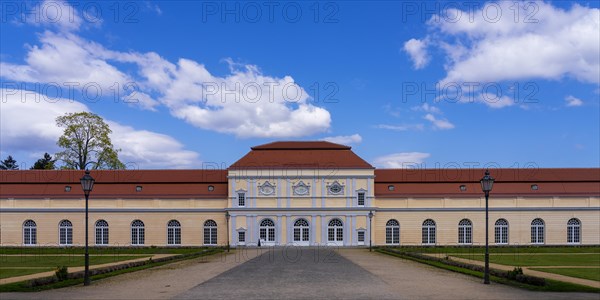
xmin=0 ymin=155 xmax=19 ymax=170
xmin=55 ymin=112 xmax=125 ymax=170
xmin=31 ymin=153 xmax=56 ymax=170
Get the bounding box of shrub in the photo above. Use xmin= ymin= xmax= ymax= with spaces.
xmin=55 ymin=266 xmax=68 ymax=281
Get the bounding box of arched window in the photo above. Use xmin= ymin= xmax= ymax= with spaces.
xmin=23 ymin=220 xmax=37 ymax=245
xmin=259 ymin=218 xmax=276 ymax=243
xmin=494 ymin=219 xmax=509 ymax=244
xmin=567 ymin=218 xmax=581 ymax=244
xmin=531 ymin=218 xmax=544 ymax=244
xmin=293 ymin=218 xmax=310 ymax=243
xmin=327 ymin=218 xmax=344 ymax=242
xmin=131 ymin=220 xmax=145 ymax=245
xmin=167 ymin=220 xmax=181 ymax=245
xmin=458 ymin=219 xmax=472 ymax=244
xmin=422 ymin=219 xmax=436 ymax=245
xmin=386 ymin=219 xmax=400 ymax=245
xmin=204 ymin=220 xmax=217 ymax=245
xmin=59 ymin=220 xmax=73 ymax=245
xmin=95 ymin=220 xmax=109 ymax=245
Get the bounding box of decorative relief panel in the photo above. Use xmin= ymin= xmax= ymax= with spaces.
xmin=293 ymin=181 xmax=310 ymax=196
xmin=327 ymin=181 xmax=345 ymax=195
xmin=258 ymin=181 xmax=276 ymax=196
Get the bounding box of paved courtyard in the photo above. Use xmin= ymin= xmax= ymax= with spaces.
xmin=1 ymin=248 xmax=598 ymax=300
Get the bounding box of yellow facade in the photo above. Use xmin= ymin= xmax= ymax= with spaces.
xmin=1 ymin=157 xmax=599 ymax=247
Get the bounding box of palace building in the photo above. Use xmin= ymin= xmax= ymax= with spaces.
xmin=1 ymin=141 xmax=599 ymax=247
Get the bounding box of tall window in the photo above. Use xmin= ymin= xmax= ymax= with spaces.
xmin=293 ymin=218 xmax=310 ymax=243
xmin=259 ymin=218 xmax=276 ymax=242
xmin=238 ymin=231 xmax=246 ymax=244
xmin=458 ymin=219 xmax=472 ymax=244
xmin=95 ymin=220 xmax=109 ymax=245
xmin=167 ymin=220 xmax=181 ymax=245
xmin=238 ymin=193 xmax=246 ymax=207
xmin=59 ymin=220 xmax=73 ymax=245
xmin=357 ymin=192 xmax=365 ymax=206
xmin=23 ymin=220 xmax=37 ymax=245
xmin=494 ymin=219 xmax=509 ymax=244
xmin=357 ymin=231 xmax=365 ymax=243
xmin=531 ymin=218 xmax=545 ymax=244
xmin=422 ymin=219 xmax=436 ymax=245
xmin=327 ymin=218 xmax=344 ymax=242
xmin=567 ymin=218 xmax=581 ymax=244
xmin=131 ymin=220 xmax=145 ymax=245
xmin=386 ymin=219 xmax=400 ymax=245
xmin=204 ymin=220 xmax=218 ymax=245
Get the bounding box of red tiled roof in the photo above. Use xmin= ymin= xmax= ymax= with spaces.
xmin=0 ymin=170 xmax=227 ymax=199
xmin=375 ymin=168 xmax=600 ymax=197
xmin=230 ymin=141 xmax=373 ymax=169
xmin=251 ymin=141 xmax=351 ymax=150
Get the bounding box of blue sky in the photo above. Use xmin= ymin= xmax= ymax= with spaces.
xmin=1 ymin=1 xmax=599 ymax=169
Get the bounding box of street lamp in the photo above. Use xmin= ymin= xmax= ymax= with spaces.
xmin=480 ymin=169 xmax=495 ymax=285
xmin=225 ymin=211 xmax=230 ymax=252
xmin=368 ymin=211 xmax=373 ymax=252
xmin=80 ymin=170 xmax=95 ymax=286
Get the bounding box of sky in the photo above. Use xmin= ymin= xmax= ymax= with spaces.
xmin=1 ymin=0 xmax=599 ymax=170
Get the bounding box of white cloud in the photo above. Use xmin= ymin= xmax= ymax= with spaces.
xmin=321 ymin=134 xmax=362 ymax=145
xmin=421 ymin=2 xmax=600 ymax=85
xmin=424 ymin=113 xmax=455 ymax=130
xmin=0 ymin=89 xmax=200 ymax=169
xmin=403 ymin=38 xmax=430 ymax=69
xmin=108 ymin=122 xmax=199 ymax=169
xmin=412 ymin=103 xmax=442 ymax=114
xmin=25 ymin=0 xmax=83 ymax=32
xmin=373 ymin=152 xmax=431 ymax=168
xmin=375 ymin=124 xmax=425 ymax=131
xmin=478 ymin=93 xmax=515 ymax=109
xmin=0 ymin=1 xmax=332 ymax=138
xmin=565 ymin=95 xmax=584 ymax=107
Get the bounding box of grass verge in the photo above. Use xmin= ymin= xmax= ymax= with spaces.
xmin=376 ymin=248 xmax=600 ymax=293
xmin=0 ymin=248 xmax=223 ymax=293
xmin=530 ymin=268 xmax=600 ymax=282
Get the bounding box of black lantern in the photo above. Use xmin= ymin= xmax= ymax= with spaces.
xmin=80 ymin=170 xmax=95 ymax=286
xmin=480 ymin=169 xmax=494 ymax=285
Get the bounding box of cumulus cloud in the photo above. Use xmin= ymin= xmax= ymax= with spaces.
xmin=565 ymin=95 xmax=584 ymax=107
xmin=423 ymin=2 xmax=600 ymax=86
xmin=0 ymin=89 xmax=200 ymax=169
xmin=0 ymin=0 xmax=332 ymax=138
xmin=373 ymin=152 xmax=431 ymax=168
xmin=321 ymin=134 xmax=362 ymax=145
xmin=403 ymin=38 xmax=430 ymax=69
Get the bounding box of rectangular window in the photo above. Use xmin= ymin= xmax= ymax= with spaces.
xmin=328 ymin=228 xmax=335 ymax=242
xmin=357 ymin=231 xmax=365 ymax=242
xmin=238 ymin=193 xmax=245 ymax=207
xmin=294 ymin=228 xmax=301 ymax=241
xmin=357 ymin=192 xmax=365 ymax=206
xmin=238 ymin=231 xmax=245 ymax=243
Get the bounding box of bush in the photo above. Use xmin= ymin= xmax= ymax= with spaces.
xmin=55 ymin=266 xmax=68 ymax=281
xmin=507 ymin=267 xmax=523 ymax=280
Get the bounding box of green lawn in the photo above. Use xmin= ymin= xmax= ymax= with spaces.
xmin=0 ymin=247 xmax=209 ymax=255
xmin=387 ymin=246 xmax=600 ymax=254
xmin=0 ymin=255 xmax=149 ymax=279
xmin=452 ymin=253 xmax=599 ymax=266
xmin=530 ymin=268 xmax=600 ymax=282
xmin=0 ymin=268 xmax=54 ymax=279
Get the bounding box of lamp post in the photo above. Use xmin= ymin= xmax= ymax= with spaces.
xmin=80 ymin=170 xmax=95 ymax=286
xmin=368 ymin=211 xmax=373 ymax=252
xmin=480 ymin=169 xmax=495 ymax=285
xmin=225 ymin=211 xmax=230 ymax=252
